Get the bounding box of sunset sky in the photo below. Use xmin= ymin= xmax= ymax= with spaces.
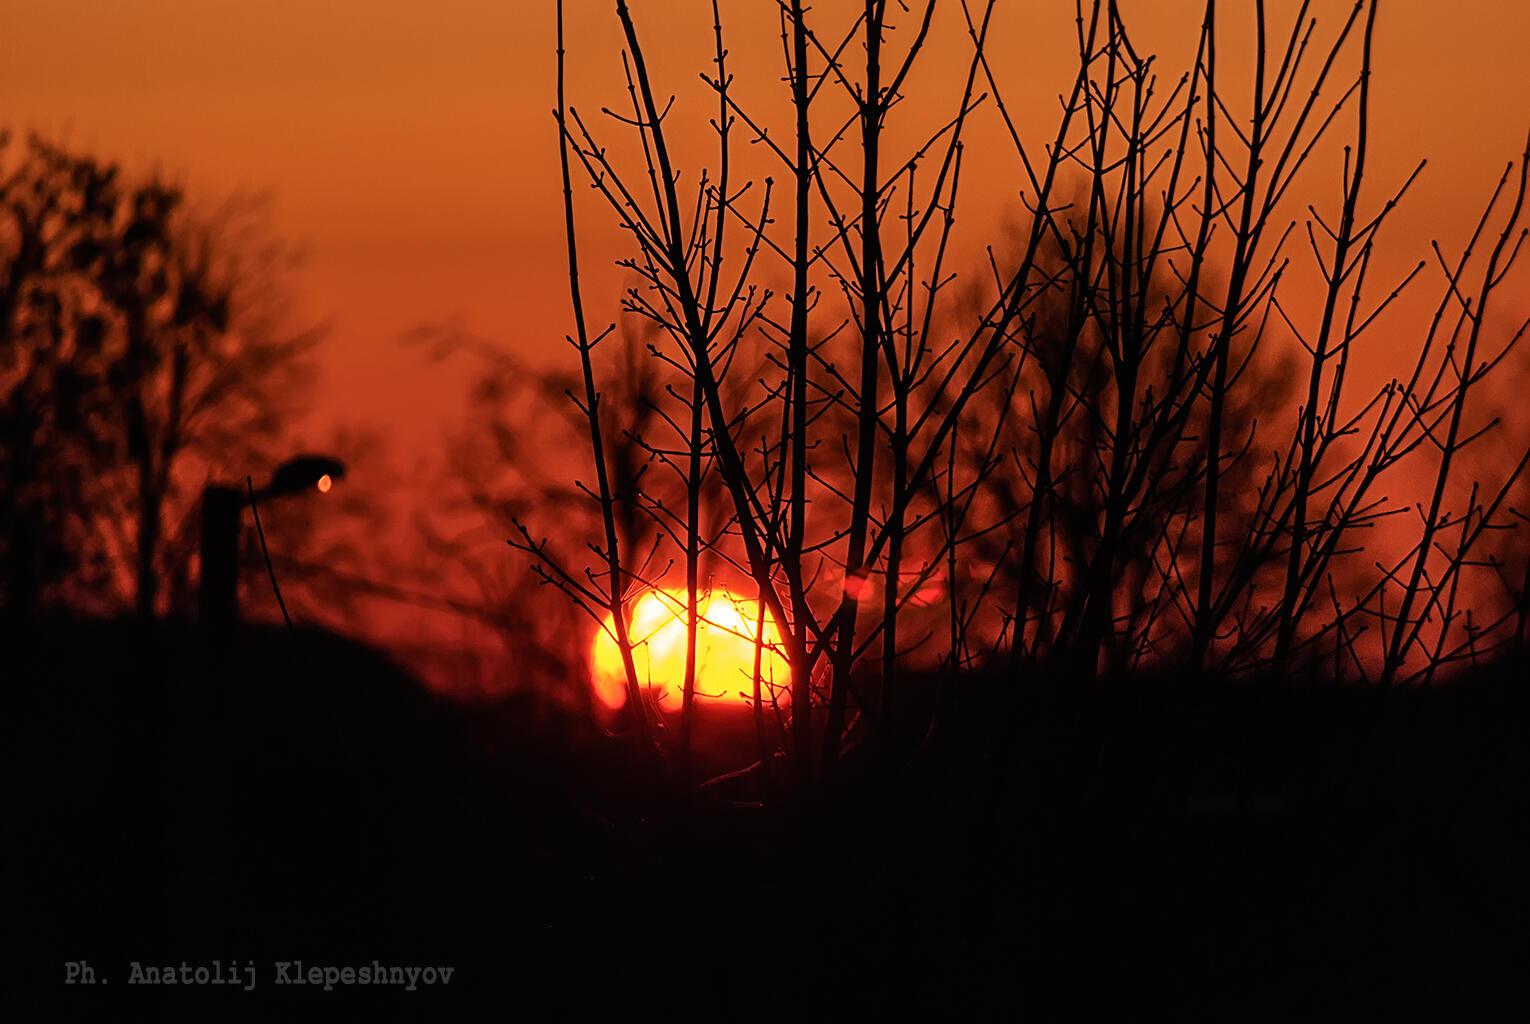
xmin=5 ymin=0 xmax=1527 ymax=459
xmin=13 ymin=9 xmax=1530 ymax=1004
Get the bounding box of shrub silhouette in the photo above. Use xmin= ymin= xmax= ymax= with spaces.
xmin=507 ymin=1 xmax=1527 ymax=779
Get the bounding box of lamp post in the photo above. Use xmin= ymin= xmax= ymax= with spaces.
xmin=199 ymin=455 xmax=345 ymax=627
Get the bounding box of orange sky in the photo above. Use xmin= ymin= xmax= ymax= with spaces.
xmin=5 ymin=0 xmax=1527 ymax=453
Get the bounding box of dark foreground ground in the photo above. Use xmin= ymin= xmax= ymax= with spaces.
xmin=6 ymin=619 xmax=1529 ymax=1020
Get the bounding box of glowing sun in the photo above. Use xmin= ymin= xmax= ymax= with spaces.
xmin=590 ymin=588 xmax=788 ymax=712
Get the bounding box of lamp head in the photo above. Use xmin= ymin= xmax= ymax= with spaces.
xmin=265 ymin=455 xmax=347 ymax=498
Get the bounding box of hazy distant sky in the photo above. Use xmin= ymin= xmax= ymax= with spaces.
xmin=4 ymin=0 xmax=1528 ymax=452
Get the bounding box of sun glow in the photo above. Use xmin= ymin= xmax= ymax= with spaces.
xmin=589 ymin=589 xmax=788 ymax=712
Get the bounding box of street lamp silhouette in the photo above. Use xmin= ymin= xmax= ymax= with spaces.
xmin=199 ymin=455 xmax=345 ymax=627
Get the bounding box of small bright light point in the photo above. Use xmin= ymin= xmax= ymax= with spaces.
xmin=316 ymin=473 xmax=333 ymax=493
xmin=590 ymin=588 xmax=788 ymax=712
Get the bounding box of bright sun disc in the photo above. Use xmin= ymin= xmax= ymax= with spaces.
xmin=590 ymin=588 xmax=788 ymax=712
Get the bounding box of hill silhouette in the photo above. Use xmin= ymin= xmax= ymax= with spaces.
xmin=9 ymin=619 xmax=1529 ymax=1018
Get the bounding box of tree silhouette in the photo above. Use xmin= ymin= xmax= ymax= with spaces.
xmin=0 ymin=133 xmax=316 ymax=618
xmin=497 ymin=0 xmax=1527 ymax=779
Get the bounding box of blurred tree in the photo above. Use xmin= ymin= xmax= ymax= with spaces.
xmin=0 ymin=133 xmax=317 ymax=618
